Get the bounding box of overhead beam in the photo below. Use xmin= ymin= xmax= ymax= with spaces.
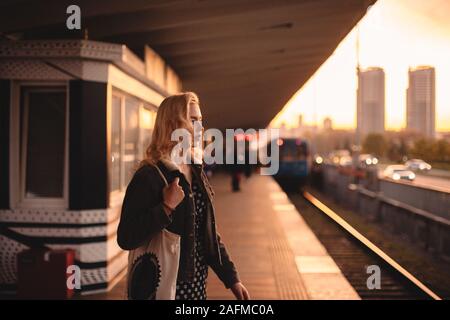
xmin=0 ymin=0 xmax=183 ymax=33
xmin=160 ymin=43 xmax=332 ymax=69
xmin=153 ymin=32 xmax=338 ymax=59
xmin=100 ymin=3 xmax=358 ymax=46
xmin=84 ymin=0 xmax=320 ymax=39
xmin=173 ymin=50 xmax=328 ymax=75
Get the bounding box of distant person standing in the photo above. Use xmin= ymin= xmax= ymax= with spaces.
xmin=230 ymin=164 xmax=242 ymax=192
xmin=228 ymin=137 xmax=245 ymax=192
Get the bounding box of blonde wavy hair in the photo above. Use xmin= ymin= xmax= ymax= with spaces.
xmin=142 ymin=91 xmax=199 ymax=165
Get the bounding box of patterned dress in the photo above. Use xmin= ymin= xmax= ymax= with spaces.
xmin=175 ymin=176 xmax=209 ymax=300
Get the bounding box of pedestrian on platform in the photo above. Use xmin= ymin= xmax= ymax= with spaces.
xmin=117 ymin=92 xmax=250 ymax=301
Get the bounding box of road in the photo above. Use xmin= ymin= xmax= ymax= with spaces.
xmin=378 ymin=165 xmax=450 ymax=192
xmin=410 ymin=174 xmax=450 ymax=191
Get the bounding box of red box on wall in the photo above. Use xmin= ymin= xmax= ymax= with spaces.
xmin=17 ymin=248 xmax=76 ymax=299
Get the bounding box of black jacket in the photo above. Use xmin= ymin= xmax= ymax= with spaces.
xmin=117 ymin=159 xmax=240 ymax=288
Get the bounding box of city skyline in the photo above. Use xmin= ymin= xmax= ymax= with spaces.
xmin=271 ymin=0 xmax=450 ymax=133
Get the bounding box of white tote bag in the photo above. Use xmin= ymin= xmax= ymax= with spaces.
xmin=126 ymin=164 xmax=181 ymax=300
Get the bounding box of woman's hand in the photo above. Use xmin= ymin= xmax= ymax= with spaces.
xmin=230 ymin=282 xmax=250 ymax=300
xmin=162 ymin=177 xmax=185 ymax=214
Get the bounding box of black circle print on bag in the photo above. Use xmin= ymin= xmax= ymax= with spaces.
xmin=128 ymin=253 xmax=161 ymax=300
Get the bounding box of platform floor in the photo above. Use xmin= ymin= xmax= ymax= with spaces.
xmin=83 ymin=172 xmax=358 ymax=300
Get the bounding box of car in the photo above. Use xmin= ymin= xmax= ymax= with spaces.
xmin=339 ymin=155 xmax=353 ymax=167
xmin=327 ymin=150 xmax=350 ymax=165
xmin=383 ymin=165 xmax=416 ymax=181
xmin=358 ymin=154 xmax=379 ymax=168
xmin=405 ymin=159 xmax=432 ymax=171
xmin=313 ymin=154 xmax=324 ymax=165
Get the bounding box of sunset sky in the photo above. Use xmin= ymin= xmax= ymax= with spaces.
xmin=270 ymin=0 xmax=450 ymax=132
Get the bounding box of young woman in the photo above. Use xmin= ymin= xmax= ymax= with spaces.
xmin=117 ymin=92 xmax=250 ymax=300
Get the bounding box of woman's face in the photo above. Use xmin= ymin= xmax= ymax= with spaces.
xmin=189 ymin=102 xmax=203 ymax=141
xmin=189 ymin=102 xmax=202 ymax=124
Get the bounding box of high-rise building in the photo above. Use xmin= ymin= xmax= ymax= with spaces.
xmin=356 ymin=67 xmax=385 ymax=140
xmin=298 ymin=114 xmax=303 ymax=128
xmin=323 ymin=117 xmax=332 ymax=131
xmin=406 ymin=66 xmax=435 ymax=138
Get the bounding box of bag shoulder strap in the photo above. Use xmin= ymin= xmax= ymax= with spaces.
xmin=150 ymin=163 xmax=169 ymax=187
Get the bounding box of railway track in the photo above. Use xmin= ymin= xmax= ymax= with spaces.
xmin=285 ymin=188 xmax=441 ymax=300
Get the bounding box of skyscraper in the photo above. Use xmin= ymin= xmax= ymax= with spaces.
xmin=323 ymin=117 xmax=333 ymax=131
xmin=298 ymin=114 xmax=303 ymax=128
xmin=406 ymin=66 xmax=436 ymax=138
xmin=356 ymin=67 xmax=385 ymax=140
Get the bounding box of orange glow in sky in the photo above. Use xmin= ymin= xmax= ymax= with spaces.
xmin=270 ymin=0 xmax=450 ymax=132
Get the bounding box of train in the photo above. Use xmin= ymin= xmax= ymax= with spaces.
xmin=261 ymin=137 xmax=311 ymax=191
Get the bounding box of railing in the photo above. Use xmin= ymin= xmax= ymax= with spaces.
xmin=320 ymin=164 xmax=450 ymax=262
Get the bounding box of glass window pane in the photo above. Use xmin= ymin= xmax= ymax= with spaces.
xmin=140 ymin=107 xmax=155 ymax=158
xmin=23 ymin=89 xmax=66 ymax=198
xmin=124 ymin=97 xmax=140 ymax=186
xmin=111 ymin=95 xmax=122 ymax=192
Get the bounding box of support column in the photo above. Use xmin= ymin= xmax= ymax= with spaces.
xmin=69 ymin=80 xmax=108 ymax=210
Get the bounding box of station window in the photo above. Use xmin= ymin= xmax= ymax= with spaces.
xmin=140 ymin=105 xmax=155 ymax=157
xmin=17 ymin=85 xmax=68 ymax=207
xmin=124 ymin=96 xmax=140 ymax=185
xmin=110 ymin=91 xmax=156 ymax=194
xmin=111 ymin=95 xmax=122 ymax=192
